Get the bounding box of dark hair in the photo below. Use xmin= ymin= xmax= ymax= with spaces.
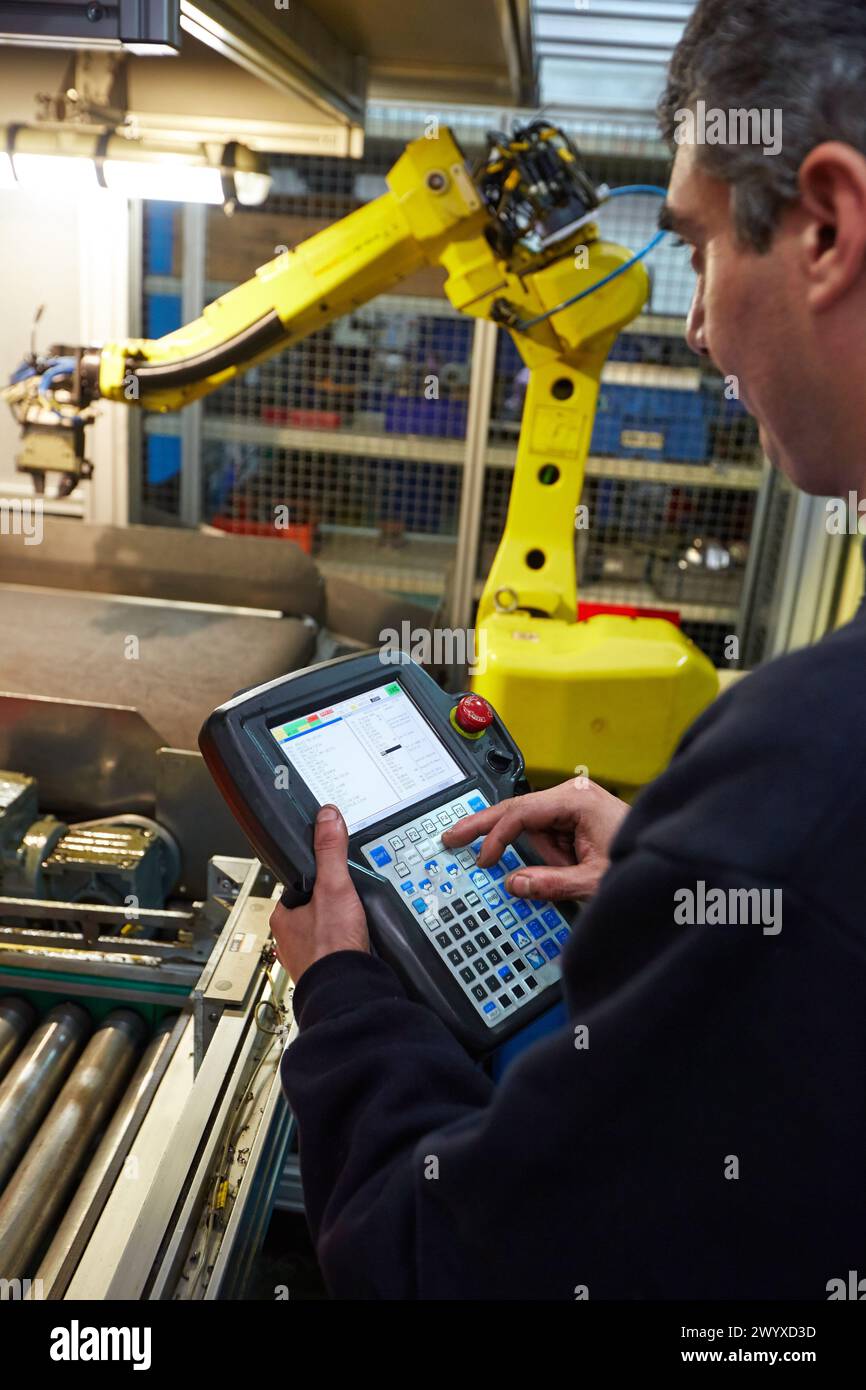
xmin=658 ymin=0 xmax=866 ymax=250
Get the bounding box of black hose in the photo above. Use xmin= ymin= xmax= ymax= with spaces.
xmin=131 ymin=310 xmax=286 ymax=394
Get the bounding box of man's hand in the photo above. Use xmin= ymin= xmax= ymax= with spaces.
xmin=269 ymin=805 xmax=369 ymax=984
xmin=442 ymin=779 xmax=630 ymax=901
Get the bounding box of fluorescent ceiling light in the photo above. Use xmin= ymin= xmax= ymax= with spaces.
xmin=0 ymin=126 xmax=271 ymax=206
xmin=102 ymin=157 xmax=224 ymax=203
xmin=12 ymin=153 xmax=99 ymax=192
xmin=0 ymin=151 xmax=16 ymax=189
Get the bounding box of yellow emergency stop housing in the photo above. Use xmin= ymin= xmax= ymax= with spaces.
xmin=472 ymin=611 xmax=718 ymax=792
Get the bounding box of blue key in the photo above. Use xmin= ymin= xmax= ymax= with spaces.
xmin=501 ymin=850 xmax=520 ymax=871
xmin=444 ymin=862 xmax=460 ymax=877
xmin=440 ymin=882 xmax=453 ymax=896
xmin=542 ymin=908 xmax=560 ymax=930
xmin=468 ymin=795 xmax=486 ymax=813
xmin=531 ymin=899 xmax=546 ymax=911
xmin=470 ymin=840 xmax=484 ymax=856
xmin=555 ymin=926 xmax=570 ymax=945
xmin=487 ymin=864 xmax=505 ymax=881
xmin=526 ymin=947 xmax=546 ymax=969
xmin=418 ymin=877 xmax=432 ymax=891
xmin=497 ymin=908 xmax=516 ymax=927
xmin=484 ymin=890 xmax=502 ymax=907
xmin=541 ymin=938 xmax=561 ymax=960
xmin=412 ymin=898 xmax=427 ymax=914
xmin=483 ymin=1000 xmax=498 ymax=1014
xmin=513 ymin=899 xmax=532 ymax=920
xmin=529 ymin=919 xmax=546 ymax=940
xmin=399 ymin=880 xmax=414 ymax=893
xmin=370 ymin=846 xmax=392 ymax=867
xmin=470 ymin=869 xmax=490 ymax=888
xmin=511 ymin=926 xmax=532 ymax=949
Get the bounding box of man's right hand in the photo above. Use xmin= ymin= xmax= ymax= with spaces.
xmin=441 ymin=779 xmax=630 ymax=902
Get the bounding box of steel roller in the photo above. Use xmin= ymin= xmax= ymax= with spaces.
xmin=0 ymin=1001 xmax=90 ymax=1190
xmin=32 ymin=1014 xmax=177 ymax=1295
xmin=0 ymin=1008 xmax=146 ymax=1279
xmin=0 ymin=996 xmax=37 ymax=1082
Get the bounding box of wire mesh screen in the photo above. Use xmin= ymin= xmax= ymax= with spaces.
xmin=137 ymin=103 xmax=775 ymax=664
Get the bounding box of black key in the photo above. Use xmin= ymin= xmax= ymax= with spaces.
xmin=451 ymin=924 xmax=466 ymax=940
xmin=475 ymin=958 xmax=490 ymax=975
xmin=476 ymin=931 xmax=490 ymax=948
xmin=447 ymin=949 xmax=463 ymax=966
xmin=513 ymin=956 xmax=526 ymax=972
xmin=501 ymin=941 xmax=514 ymax=956
xmin=499 ymin=994 xmax=512 ymax=1008
xmin=463 ymin=914 xmax=478 ymax=931
xmin=487 ymin=948 xmax=502 ymax=965
xmin=525 ymin=975 xmax=538 ymax=990
xmin=512 ymin=984 xmax=526 ymax=999
xmin=463 ymin=941 xmax=477 ymax=958
xmin=478 ymin=908 xmax=491 ymax=923
xmin=472 ymin=984 xmax=487 ymax=1001
xmin=460 ymin=967 xmax=474 ymax=984
xmin=452 ymin=898 xmax=467 ymax=914
xmin=435 ymin=932 xmax=451 ymax=948
xmin=439 ymin=907 xmax=454 ymax=923
xmin=488 ymin=924 xmax=501 ymax=939
xmin=487 ymin=976 xmax=502 ymax=993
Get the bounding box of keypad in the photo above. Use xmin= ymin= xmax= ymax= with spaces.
xmin=361 ymin=791 xmax=570 ymax=1028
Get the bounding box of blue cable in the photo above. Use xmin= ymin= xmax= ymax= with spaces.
xmin=9 ymin=361 xmax=36 ymax=385
xmin=602 ymin=183 xmax=668 ymax=200
xmin=515 ymin=183 xmax=669 ymax=331
xmin=38 ymin=357 xmax=76 ymax=394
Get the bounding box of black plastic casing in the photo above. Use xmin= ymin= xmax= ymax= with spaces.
xmin=199 ymin=650 xmax=572 ymax=1054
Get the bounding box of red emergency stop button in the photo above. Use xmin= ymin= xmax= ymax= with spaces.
xmin=451 ymin=693 xmax=494 ymax=737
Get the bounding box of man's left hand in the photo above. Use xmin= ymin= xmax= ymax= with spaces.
xmin=269 ymin=805 xmax=369 ymax=984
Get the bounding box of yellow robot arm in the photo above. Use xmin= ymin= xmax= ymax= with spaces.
xmin=93 ymin=131 xmax=487 ymax=412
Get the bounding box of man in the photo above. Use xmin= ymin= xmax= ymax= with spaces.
xmin=274 ymin=0 xmax=866 ymax=1298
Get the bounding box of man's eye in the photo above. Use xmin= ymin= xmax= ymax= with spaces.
xmin=671 ymin=236 xmax=690 ymax=249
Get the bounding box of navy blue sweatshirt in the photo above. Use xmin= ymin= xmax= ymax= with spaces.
xmin=280 ymin=602 xmax=866 ymax=1299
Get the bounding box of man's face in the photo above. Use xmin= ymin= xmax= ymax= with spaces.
xmin=665 ymin=144 xmax=833 ymax=493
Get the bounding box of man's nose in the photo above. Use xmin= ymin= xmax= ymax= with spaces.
xmin=685 ymin=287 xmax=709 ymax=357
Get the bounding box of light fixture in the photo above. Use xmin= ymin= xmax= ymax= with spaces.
xmin=0 ymin=125 xmax=271 ymax=206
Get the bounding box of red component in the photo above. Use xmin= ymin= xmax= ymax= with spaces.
xmin=577 ymin=601 xmax=681 ymax=627
xmin=454 ymin=694 xmax=494 ymax=733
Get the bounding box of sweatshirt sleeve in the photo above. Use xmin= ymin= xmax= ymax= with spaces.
xmin=280 ymin=844 xmax=866 ymax=1300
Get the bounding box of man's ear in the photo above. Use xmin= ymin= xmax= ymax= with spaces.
xmin=798 ymin=141 xmax=866 ymax=312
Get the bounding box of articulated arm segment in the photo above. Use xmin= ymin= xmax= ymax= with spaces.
xmin=95 ymin=130 xmax=487 ymax=412
xmin=436 ymin=229 xmax=650 ymax=620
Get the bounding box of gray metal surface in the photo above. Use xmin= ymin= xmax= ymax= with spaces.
xmin=0 ymin=1009 xmax=146 ymax=1280
xmin=0 ymin=694 xmax=162 ymax=819
xmin=155 ymin=749 xmax=254 ymax=899
xmin=0 ymin=589 xmax=316 ymax=752
xmin=0 ymin=1002 xmax=91 ymax=1189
